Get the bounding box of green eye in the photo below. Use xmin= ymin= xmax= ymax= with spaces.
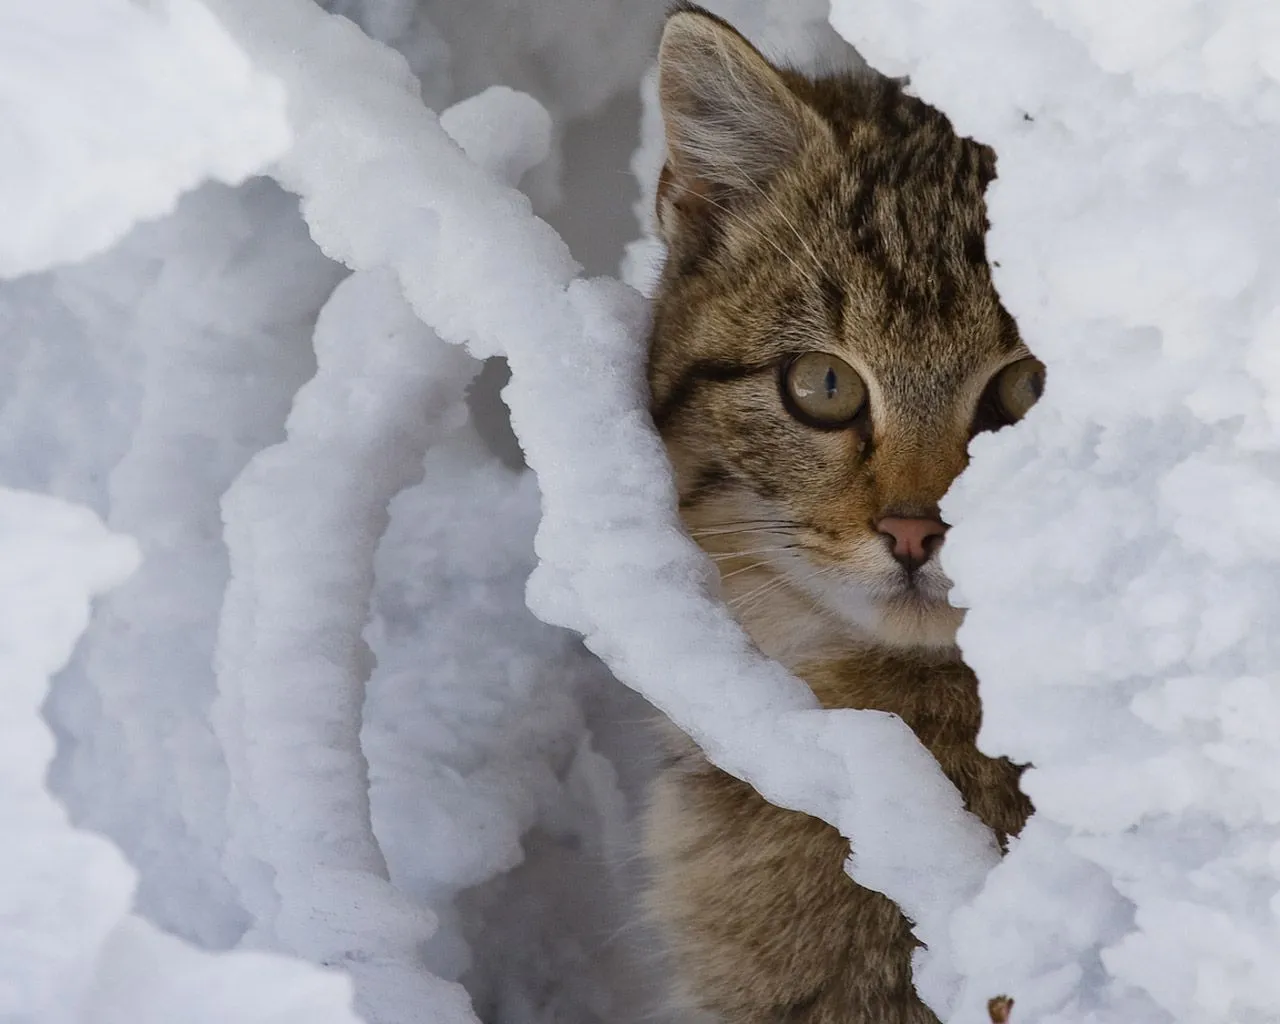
xmin=783 ymin=353 xmax=867 ymax=427
xmin=995 ymin=357 xmax=1046 ymax=420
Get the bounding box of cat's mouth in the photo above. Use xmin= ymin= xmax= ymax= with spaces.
xmin=778 ymin=544 xmax=962 ymax=648
xmin=888 ymin=563 xmax=953 ymax=602
xmin=687 ymin=504 xmax=963 ymax=648
xmin=849 ymin=564 xmax=953 ymax=611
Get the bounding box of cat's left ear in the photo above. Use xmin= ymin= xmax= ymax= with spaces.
xmin=655 ymin=5 xmax=832 ymax=239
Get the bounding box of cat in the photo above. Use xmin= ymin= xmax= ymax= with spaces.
xmin=642 ymin=5 xmax=1038 ymax=1022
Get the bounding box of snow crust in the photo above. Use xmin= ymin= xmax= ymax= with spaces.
xmin=35 ymin=181 xmax=343 ymax=948
xmin=0 ymin=0 xmax=288 ymax=279
xmin=363 ymin=423 xmax=651 ymax=1021
xmin=0 ymin=487 xmax=363 ymax=1024
xmin=831 ymin=0 xmax=1280 ymax=1020
xmin=211 ymin=268 xmax=479 ymax=1023
xmin=4 ymin=2 xmax=666 ymax=1021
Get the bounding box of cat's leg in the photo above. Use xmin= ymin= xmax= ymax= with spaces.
xmin=644 ymin=760 xmax=938 ymax=1024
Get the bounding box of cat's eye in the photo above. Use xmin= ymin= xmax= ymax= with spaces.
xmin=995 ymin=357 xmax=1046 ymax=420
xmin=782 ymin=353 xmax=867 ymax=427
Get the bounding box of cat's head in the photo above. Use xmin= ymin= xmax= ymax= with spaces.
xmin=647 ymin=5 xmax=1042 ymax=656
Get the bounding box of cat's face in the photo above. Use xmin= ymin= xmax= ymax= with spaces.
xmin=647 ymin=7 xmax=1042 ymax=654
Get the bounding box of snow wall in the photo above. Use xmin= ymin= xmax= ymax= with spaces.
xmin=3 ymin=2 xmax=1277 ymax=1024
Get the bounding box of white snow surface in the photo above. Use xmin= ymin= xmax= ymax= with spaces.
xmin=4 ymin=2 xmax=669 ymax=1022
xmin=6 ymin=1 xmax=1279 ymax=1023
xmin=831 ymin=0 xmax=1280 ymax=1021
xmin=0 ymin=487 xmax=364 ymax=1024
xmin=0 ymin=0 xmax=289 ymax=279
xmin=211 ymin=267 xmax=479 ymax=1023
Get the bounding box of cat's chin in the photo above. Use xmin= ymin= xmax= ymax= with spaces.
xmin=800 ymin=567 xmax=964 ymax=651
xmin=868 ymin=591 xmax=965 ymax=650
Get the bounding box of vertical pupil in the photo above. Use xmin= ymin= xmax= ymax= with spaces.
xmin=824 ymin=366 xmax=837 ymax=398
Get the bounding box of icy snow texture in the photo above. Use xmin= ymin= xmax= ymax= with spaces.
xmin=0 ymin=0 xmax=288 ymax=278
xmin=317 ymin=0 xmax=663 ymax=268
xmin=37 ymin=181 xmax=343 ymax=948
xmin=1 ymin=489 xmax=139 ymax=1018
xmin=831 ymin=0 xmax=1280 ymax=1021
xmin=211 ymin=268 xmax=478 ymax=1024
xmin=4 ymin=1 xmax=667 ymax=1021
xmin=363 ymin=425 xmax=651 ymax=1021
xmin=0 ymin=488 xmax=364 ymax=1024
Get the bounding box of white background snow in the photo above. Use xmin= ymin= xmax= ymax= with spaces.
xmin=4 ymin=1 xmax=1278 ymax=1023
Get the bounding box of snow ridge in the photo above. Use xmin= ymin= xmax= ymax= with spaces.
xmin=0 ymin=488 xmax=367 ymax=1024
xmin=211 ymin=269 xmax=480 ymax=1024
xmin=0 ymin=0 xmax=288 ymax=278
xmin=832 ymin=0 xmax=1280 ymax=1020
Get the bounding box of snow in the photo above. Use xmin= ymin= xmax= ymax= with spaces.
xmin=0 ymin=0 xmax=288 ymax=279
xmin=831 ymin=0 xmax=1280 ymax=1020
xmin=211 ymin=267 xmax=478 ymax=1023
xmin=362 ymin=426 xmax=652 ymax=1020
xmin=0 ymin=487 xmax=363 ymax=1024
xmin=4 ymin=2 xmax=668 ymax=1021
xmin=4 ymin=1 xmax=1279 ymax=1023
xmin=39 ymin=181 xmax=343 ymax=948
xmin=0 ymin=489 xmax=139 ymax=1019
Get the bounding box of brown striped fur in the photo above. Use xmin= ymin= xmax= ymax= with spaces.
xmin=643 ymin=7 xmax=1035 ymax=1022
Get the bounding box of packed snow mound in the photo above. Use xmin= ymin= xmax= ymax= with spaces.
xmin=211 ymin=267 xmax=480 ymax=1024
xmin=832 ymin=0 xmax=1280 ymax=1021
xmin=0 ymin=0 xmax=288 ymax=278
xmin=0 ymin=487 xmax=365 ymax=1024
xmin=0 ymin=490 xmax=140 ymax=1023
xmin=5 ymin=0 xmax=666 ymax=1021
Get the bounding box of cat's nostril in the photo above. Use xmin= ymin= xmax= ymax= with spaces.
xmin=875 ymin=517 xmax=948 ymax=569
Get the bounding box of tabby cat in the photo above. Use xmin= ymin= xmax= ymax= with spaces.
xmin=643 ymin=6 xmax=1039 ymax=1022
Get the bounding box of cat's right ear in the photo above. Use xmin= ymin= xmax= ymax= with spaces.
xmin=655 ymin=5 xmax=830 ymax=241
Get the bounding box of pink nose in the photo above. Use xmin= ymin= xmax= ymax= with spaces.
xmin=876 ymin=516 xmax=948 ymax=567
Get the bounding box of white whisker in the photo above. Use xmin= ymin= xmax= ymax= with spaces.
xmin=707 ymin=546 xmax=796 ymax=560
xmin=718 ymin=560 xmax=773 ymax=581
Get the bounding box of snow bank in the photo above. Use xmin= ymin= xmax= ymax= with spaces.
xmin=0 ymin=0 xmax=288 ymax=279
xmin=322 ymin=0 xmax=661 ymax=218
xmin=37 ymin=181 xmax=343 ymax=948
xmin=199 ymin=0 xmax=1001 ymax=1010
xmin=211 ymin=268 xmax=479 ymax=1024
xmin=5 ymin=1 xmax=663 ymax=1019
xmin=25 ymin=1 xmax=1270 ymax=1021
xmin=0 ymin=487 xmax=362 ymax=1024
xmin=0 ymin=489 xmax=138 ymax=1019
xmin=363 ymin=424 xmax=648 ymax=1021
xmin=831 ymin=0 xmax=1280 ymax=1020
